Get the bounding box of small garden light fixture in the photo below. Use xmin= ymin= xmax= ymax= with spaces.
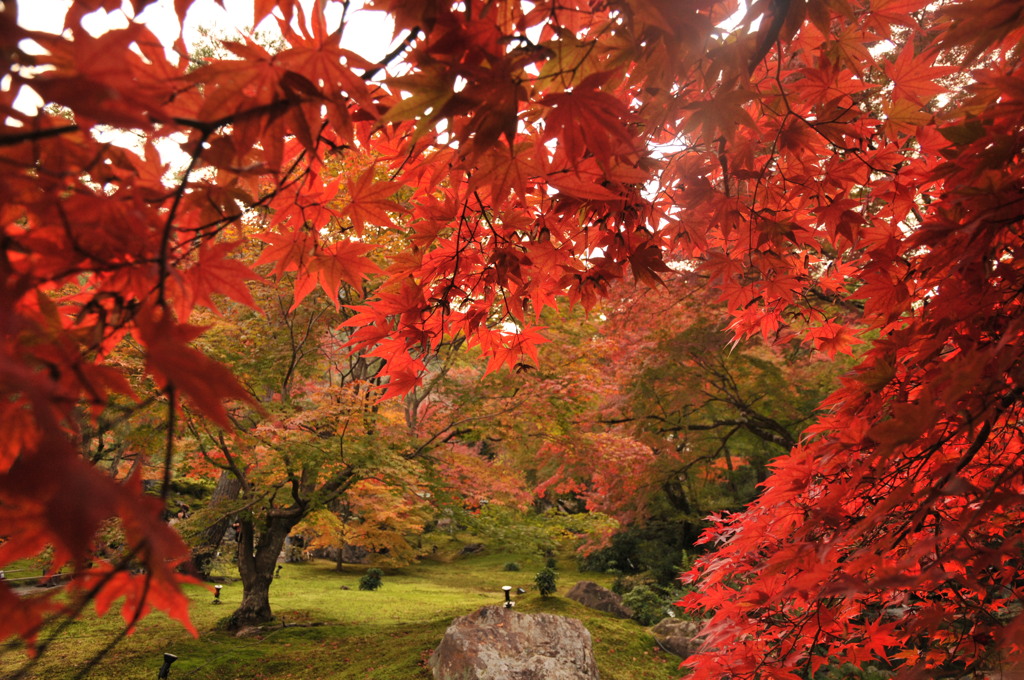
xmin=157 ymin=652 xmax=177 ymax=679
xmin=213 ymin=585 xmax=222 ymax=605
xmin=502 ymin=585 xmax=514 ymax=608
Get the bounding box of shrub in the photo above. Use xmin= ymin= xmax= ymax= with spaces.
xmin=575 ymin=521 xmax=701 ymax=584
xmin=535 ymin=567 xmax=557 ymax=597
xmin=503 ymin=562 xmax=520 ymax=572
xmin=622 ymin=585 xmax=666 ymax=626
xmin=611 ymin=573 xmax=652 ymax=596
xmin=359 ymin=567 xmax=383 ymax=591
xmin=545 ymin=556 xmax=557 ymax=569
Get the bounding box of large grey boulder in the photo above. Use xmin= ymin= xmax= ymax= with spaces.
xmin=651 ymin=618 xmax=702 ymax=659
xmin=566 ymin=581 xmax=632 ymax=619
xmin=429 ymin=605 xmax=600 ymax=680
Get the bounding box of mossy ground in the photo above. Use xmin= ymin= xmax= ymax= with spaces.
xmin=0 ymin=552 xmax=684 ymax=680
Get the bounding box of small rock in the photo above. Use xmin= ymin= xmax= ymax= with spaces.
xmin=566 ymin=581 xmax=633 ymax=619
xmin=651 ymin=617 xmax=702 ymax=658
xmin=233 ymin=626 xmax=264 ymax=639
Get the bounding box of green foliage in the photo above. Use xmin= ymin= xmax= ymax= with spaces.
xmin=545 ymin=556 xmax=557 ymax=569
xmin=187 ymin=25 xmax=286 ymax=71
xmin=611 ymin=573 xmax=651 ymax=596
xmin=535 ymin=567 xmax=558 ymax=597
xmin=503 ymin=562 xmax=521 ymax=571
xmin=813 ymin=663 xmax=893 ymax=680
xmin=578 ymin=520 xmax=698 ymax=584
xmin=168 ymin=477 xmax=216 ymax=499
xmin=621 ymin=586 xmax=666 ymax=626
xmin=460 ymin=506 xmax=617 ymax=556
xmin=358 ymin=567 xmax=383 ymax=591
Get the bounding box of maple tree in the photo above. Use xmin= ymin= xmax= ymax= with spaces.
xmin=565 ymin=273 xmax=846 ymax=579
xmin=1 ymin=0 xmax=1024 ymax=677
xmin=441 ymin=271 xmax=840 ymax=581
xmin=174 ymin=266 xmax=500 ymax=628
xmin=171 ymin=280 xmax=363 ymax=628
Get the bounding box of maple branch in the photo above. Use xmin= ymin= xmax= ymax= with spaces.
xmin=194 ymin=495 xmax=266 ymax=530
xmin=182 ymin=414 xmax=253 ymax=494
xmin=70 ymin=573 xmax=152 ymax=680
xmin=623 ymin=410 xmax=797 ymax=451
xmin=337 ymin=0 xmax=352 ymax=39
xmin=361 ymin=26 xmax=422 ymax=81
xmin=216 ymin=431 xmax=252 ymax=495
xmin=277 ymin=296 xmax=326 ymax=397
xmin=157 ymin=130 xmax=211 ymax=306
xmin=287 ymin=470 xmax=306 ymax=509
xmin=873 ymin=390 xmax=1023 ymax=558
xmin=0 ymin=124 xmax=80 ymax=147
xmin=805 ymin=285 xmax=866 ymax=314
xmin=317 ymin=467 xmax=360 ymax=507
xmin=406 ymin=399 xmax=527 ymax=462
xmin=7 ymin=543 xmax=148 ymax=680
xmin=160 ymin=386 xmax=177 ymax=501
xmin=748 ymin=0 xmax=791 ymax=73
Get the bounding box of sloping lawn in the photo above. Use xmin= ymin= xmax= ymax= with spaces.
xmin=0 ymin=553 xmax=684 ymax=679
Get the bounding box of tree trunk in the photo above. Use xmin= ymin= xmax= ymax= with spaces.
xmin=190 ymin=470 xmax=242 ymax=579
xmin=333 ymin=497 xmax=351 ymax=572
xmin=226 ymin=512 xmax=300 ymax=630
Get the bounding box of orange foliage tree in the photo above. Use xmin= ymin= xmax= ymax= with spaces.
xmin=3 ymin=0 xmax=1024 ymax=677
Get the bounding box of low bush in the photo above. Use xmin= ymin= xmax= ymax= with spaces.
xmin=358 ymin=567 xmax=383 ymax=591
xmin=622 ymin=585 xmax=666 ymax=626
xmin=535 ymin=567 xmax=557 ymax=597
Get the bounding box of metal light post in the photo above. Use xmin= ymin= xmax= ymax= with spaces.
xmin=502 ymin=585 xmax=514 ymax=608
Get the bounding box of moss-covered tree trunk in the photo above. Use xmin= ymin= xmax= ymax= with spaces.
xmin=227 ymin=512 xmax=301 ymax=630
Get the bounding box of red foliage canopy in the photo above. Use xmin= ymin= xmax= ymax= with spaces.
xmin=1 ymin=0 xmax=1024 ymax=676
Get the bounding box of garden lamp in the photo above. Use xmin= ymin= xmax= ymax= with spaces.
xmin=157 ymin=652 xmax=177 ymax=679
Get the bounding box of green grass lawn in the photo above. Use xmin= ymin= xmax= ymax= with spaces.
xmin=0 ymin=552 xmax=685 ymax=680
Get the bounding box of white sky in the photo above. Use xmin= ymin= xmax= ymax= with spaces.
xmin=15 ymin=0 xmax=395 ymax=58
xmin=13 ymin=0 xmax=395 ymax=114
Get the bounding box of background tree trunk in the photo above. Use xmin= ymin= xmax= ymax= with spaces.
xmin=190 ymin=470 xmax=242 ymax=579
xmin=333 ymin=496 xmax=351 ymax=572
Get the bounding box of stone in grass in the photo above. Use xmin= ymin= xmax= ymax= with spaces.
xmin=429 ymin=605 xmax=599 ymax=680
xmin=650 ymin=618 xmax=702 ymax=659
xmin=234 ymin=626 xmax=264 ymax=639
xmin=566 ymin=581 xmax=633 ymax=619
